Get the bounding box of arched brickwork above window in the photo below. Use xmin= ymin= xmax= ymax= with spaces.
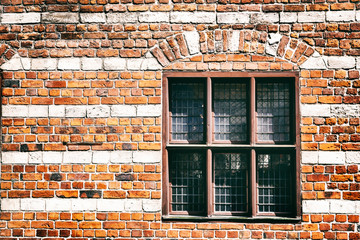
xmin=150 ymin=30 xmax=320 ymax=71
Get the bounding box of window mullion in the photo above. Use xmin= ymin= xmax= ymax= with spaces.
xmin=250 ymin=76 xmax=257 ymax=217
xmin=250 ymin=76 xmax=256 ymax=145
xmin=206 ymin=77 xmax=213 ymax=217
xmin=251 ymin=149 xmax=257 ymax=217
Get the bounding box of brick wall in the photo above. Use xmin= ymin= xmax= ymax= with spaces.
xmin=0 ymin=1 xmax=360 ymax=239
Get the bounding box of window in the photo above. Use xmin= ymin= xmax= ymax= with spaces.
xmin=162 ymin=72 xmax=300 ymax=220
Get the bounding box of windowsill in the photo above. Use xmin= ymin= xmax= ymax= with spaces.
xmin=162 ymin=215 xmax=301 ymax=223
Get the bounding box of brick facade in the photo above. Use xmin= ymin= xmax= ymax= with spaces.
xmin=0 ymin=1 xmax=360 ymax=239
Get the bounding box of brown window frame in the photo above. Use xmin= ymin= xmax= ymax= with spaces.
xmin=162 ymin=72 xmax=301 ymax=221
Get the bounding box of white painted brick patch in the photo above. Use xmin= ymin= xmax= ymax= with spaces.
xmin=3 ymin=104 xmax=162 ymax=118
xmin=302 ymin=151 xmax=346 ymax=165
xmin=1 ymin=151 xmax=161 ymax=164
xmin=2 ymin=198 xmax=159 ymax=212
xmin=1 ymin=56 xmax=163 ymax=71
xmin=303 ymin=200 xmax=360 ymax=214
xmin=301 ymin=104 xmax=360 ymax=117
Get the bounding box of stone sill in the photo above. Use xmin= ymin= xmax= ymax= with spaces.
xmin=162 ymin=215 xmax=302 ymax=223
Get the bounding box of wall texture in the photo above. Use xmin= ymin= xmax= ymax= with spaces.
xmin=0 ymin=0 xmax=360 ymax=239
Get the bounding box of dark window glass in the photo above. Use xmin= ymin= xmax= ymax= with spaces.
xmin=170 ymin=82 xmax=205 ymax=142
xmin=256 ymin=82 xmax=290 ymax=142
xmin=165 ymin=74 xmax=298 ymax=218
xmin=169 ymin=151 xmax=205 ymax=213
xmin=213 ymin=80 xmax=248 ymax=142
xmin=214 ymin=153 xmax=248 ymax=212
xmin=257 ymin=153 xmax=292 ymax=213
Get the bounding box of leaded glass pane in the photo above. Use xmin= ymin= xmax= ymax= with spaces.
xmin=256 ymin=81 xmax=290 ymax=142
xmin=214 ymin=81 xmax=248 ymax=141
xmin=257 ymin=153 xmax=292 ymax=213
xmin=170 ymin=81 xmax=205 ymax=142
xmin=214 ymin=153 xmax=248 ymax=212
xmin=170 ymin=151 xmax=205 ymax=213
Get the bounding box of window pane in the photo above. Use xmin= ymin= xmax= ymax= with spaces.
xmin=169 ymin=151 xmax=205 ymax=213
xmin=256 ymin=81 xmax=290 ymax=142
xmin=214 ymin=81 xmax=248 ymax=141
xmin=257 ymin=153 xmax=292 ymax=213
xmin=214 ymin=153 xmax=248 ymax=212
xmin=170 ymin=81 xmax=205 ymax=142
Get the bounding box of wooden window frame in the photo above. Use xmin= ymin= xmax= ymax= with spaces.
xmin=162 ymin=72 xmax=301 ymax=221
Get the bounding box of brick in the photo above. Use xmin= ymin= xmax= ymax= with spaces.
xmin=128 ymin=190 xmax=150 ymax=198
xmin=31 ymin=59 xmax=57 ymax=70
xmin=331 ymin=174 xmax=353 ymax=182
xmin=280 ymin=12 xmax=298 ymax=23
xmin=301 ymin=56 xmax=327 ymax=69
xmin=298 ymin=12 xmax=325 ymax=23
xmin=80 ymin=13 xmax=106 ymax=23
xmin=133 ymin=151 xmax=161 ymax=163
xmin=56 ymin=190 xmax=78 ymax=198
xmin=301 ymin=104 xmax=331 ymax=117
xmin=143 ymin=200 xmax=161 ymax=212
xmin=104 ymin=58 xmax=126 ymax=70
xmin=72 ymin=199 xmax=97 ymax=211
xmin=319 ymin=143 xmax=341 ymax=151
xmin=97 ymin=199 xmax=124 ymax=212
xmin=104 ymin=222 xmax=126 ymax=229
xmin=124 ymin=199 xmax=142 ymax=212
xmin=343 ymin=192 xmax=360 ymax=200
xmin=87 ymin=106 xmax=110 ymax=118
xmin=307 ymin=174 xmax=329 ymax=182
xmin=170 ymin=12 xmax=216 ymax=24
xmin=111 ymin=105 xmax=136 ymax=117
xmin=184 ymin=31 xmax=200 ymax=55
xmin=330 ymin=200 xmax=356 ymax=213
xmin=42 ymin=12 xmax=79 ymax=23
xmin=20 ymin=199 xmax=45 ymax=211
xmin=303 ymin=200 xmax=330 ymax=213
xmin=137 ymin=104 xmax=161 ymax=117
xmin=151 ymin=47 xmax=170 ymax=66
xmin=81 ymin=58 xmax=102 ymax=70
xmin=251 ymin=13 xmax=279 ymax=24
xmin=345 ymin=152 xmax=360 ymax=164
xmin=107 ymin=13 xmax=137 ymax=23
xmin=110 ymin=151 xmax=132 ymax=163
xmin=2 ymin=152 xmax=28 ymax=164
xmin=46 ymin=199 xmax=71 ymax=211
xmin=55 ymin=221 xmax=78 ymax=229
xmin=64 ymin=106 xmax=86 ymax=118
xmin=1 ymin=199 xmax=20 ymax=211
xmin=139 ymin=12 xmax=169 ymax=22
xmin=58 ymin=58 xmax=81 ymax=70
xmin=318 ymin=151 xmax=345 ymax=164
xmin=1 ymin=13 xmax=40 ymax=24
xmin=79 ymin=221 xmax=101 ymax=229
xmin=326 ymin=11 xmax=355 ymax=22
xmin=103 ymin=191 xmax=126 ymax=199
xmin=327 ymin=56 xmax=356 ymax=69
xmin=63 ymin=152 xmax=92 ymax=164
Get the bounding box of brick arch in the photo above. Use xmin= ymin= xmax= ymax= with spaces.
xmin=150 ymin=30 xmax=319 ymax=70
xmin=0 ymin=44 xmax=16 ymax=66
